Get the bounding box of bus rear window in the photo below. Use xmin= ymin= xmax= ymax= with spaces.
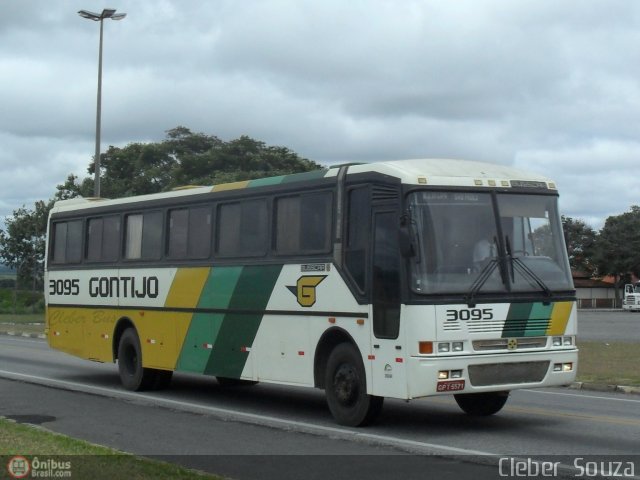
xmin=51 ymin=220 xmax=83 ymax=264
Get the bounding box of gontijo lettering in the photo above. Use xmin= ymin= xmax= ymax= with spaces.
xmin=89 ymin=276 xmax=159 ymax=298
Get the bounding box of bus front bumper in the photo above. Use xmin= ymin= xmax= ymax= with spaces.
xmin=406 ymin=349 xmax=578 ymax=399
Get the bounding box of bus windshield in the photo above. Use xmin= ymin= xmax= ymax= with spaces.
xmin=407 ymin=191 xmax=573 ymax=296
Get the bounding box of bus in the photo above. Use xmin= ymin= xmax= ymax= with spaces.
xmin=44 ymin=158 xmax=577 ymax=426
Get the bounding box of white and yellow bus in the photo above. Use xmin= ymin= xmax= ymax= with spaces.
xmin=45 ymin=159 xmax=577 ymax=426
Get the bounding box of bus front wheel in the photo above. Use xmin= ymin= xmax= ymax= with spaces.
xmin=117 ymin=328 xmax=158 ymax=391
xmin=325 ymin=343 xmax=383 ymax=426
xmin=454 ymin=391 xmax=509 ymax=416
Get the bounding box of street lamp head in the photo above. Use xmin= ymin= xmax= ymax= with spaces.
xmin=78 ymin=10 xmax=101 ymax=21
xmin=78 ymin=9 xmax=127 ymax=21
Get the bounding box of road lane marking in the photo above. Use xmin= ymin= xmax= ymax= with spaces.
xmin=504 ymin=406 xmax=640 ymax=427
xmin=0 ymin=369 xmax=495 ymax=457
xmin=521 ymin=388 xmax=640 ymax=404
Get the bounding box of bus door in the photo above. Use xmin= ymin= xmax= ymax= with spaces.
xmin=369 ymin=208 xmax=407 ymax=398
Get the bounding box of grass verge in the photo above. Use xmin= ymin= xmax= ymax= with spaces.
xmin=0 ymin=313 xmax=44 ymax=336
xmin=0 ymin=313 xmax=44 ymax=324
xmin=0 ymin=418 xmax=219 ymax=479
xmin=576 ymin=341 xmax=640 ymax=386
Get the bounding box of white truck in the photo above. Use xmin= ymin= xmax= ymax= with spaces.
xmin=623 ymin=283 xmax=640 ymax=311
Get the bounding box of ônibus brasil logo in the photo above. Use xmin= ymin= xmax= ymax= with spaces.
xmin=6 ymin=456 xmax=30 ymax=479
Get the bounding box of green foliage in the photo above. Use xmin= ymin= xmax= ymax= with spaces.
xmin=0 ymin=288 xmax=44 ymax=314
xmin=4 ymin=127 xmax=320 ymax=292
xmin=0 ymin=200 xmax=53 ymax=290
xmin=562 ymin=215 xmax=597 ymax=274
xmin=57 ymin=126 xmax=323 ymax=200
xmin=592 ymin=205 xmax=640 ymax=283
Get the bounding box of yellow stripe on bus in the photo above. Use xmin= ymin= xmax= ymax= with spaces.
xmin=211 ymin=180 xmax=250 ymax=192
xmin=162 ymin=267 xmax=212 ymax=369
xmin=546 ymin=301 xmax=573 ymax=335
xmin=164 ymin=267 xmax=210 ymax=308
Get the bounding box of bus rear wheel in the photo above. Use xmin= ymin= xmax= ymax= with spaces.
xmin=454 ymin=391 xmax=509 ymax=416
xmin=117 ymin=328 xmax=158 ymax=391
xmin=324 ymin=343 xmax=383 ymax=426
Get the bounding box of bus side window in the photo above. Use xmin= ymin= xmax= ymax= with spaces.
xmin=217 ymin=200 xmax=267 ymax=257
xmin=168 ymin=208 xmax=189 ymax=258
xmin=188 ymin=206 xmax=211 ymax=259
xmin=170 ymin=207 xmax=212 ymax=259
xmin=275 ymin=192 xmax=332 ymax=255
xmin=51 ymin=220 xmax=83 ymax=264
xmin=372 ymin=211 xmax=401 ymax=339
xmin=125 ymin=212 xmax=162 ymax=260
xmin=87 ymin=215 xmax=120 ymax=262
xmin=345 ymin=187 xmax=369 ymax=293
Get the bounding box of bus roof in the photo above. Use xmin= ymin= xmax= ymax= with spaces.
xmin=340 ymin=158 xmax=555 ymax=188
xmin=51 ymin=158 xmax=556 ymax=214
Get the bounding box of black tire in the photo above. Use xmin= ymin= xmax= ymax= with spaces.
xmin=117 ymin=328 xmax=157 ymax=391
xmin=454 ymin=391 xmax=509 ymax=416
xmin=216 ymin=377 xmax=258 ymax=387
xmin=324 ymin=343 xmax=383 ymax=426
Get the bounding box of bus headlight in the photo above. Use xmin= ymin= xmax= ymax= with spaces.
xmin=438 ymin=343 xmax=450 ymax=353
xmin=552 ymin=337 xmax=562 ymax=347
xmin=452 ymin=342 xmax=464 ymax=352
xmin=553 ymin=362 xmax=574 ymax=372
xmin=563 ymin=336 xmax=574 ymax=346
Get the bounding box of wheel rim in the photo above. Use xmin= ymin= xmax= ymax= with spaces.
xmin=333 ymin=363 xmax=359 ymax=407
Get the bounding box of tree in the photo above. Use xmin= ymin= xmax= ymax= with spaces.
xmin=561 ymin=216 xmax=597 ymax=275
xmin=592 ymin=206 xmax=640 ymax=286
xmin=59 ymin=127 xmax=323 ymax=200
xmin=0 ymin=200 xmax=53 ymax=290
xmin=1 ymin=127 xmax=321 ymax=289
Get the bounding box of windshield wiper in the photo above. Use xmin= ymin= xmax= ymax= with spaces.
xmin=465 ymin=235 xmax=504 ymax=307
xmin=505 ymin=235 xmax=552 ymax=298
xmin=465 ymin=258 xmax=499 ymax=307
xmin=511 ymin=257 xmax=552 ymax=298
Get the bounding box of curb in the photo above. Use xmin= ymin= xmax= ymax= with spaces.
xmin=0 ymin=330 xmax=46 ymax=340
xmin=569 ymin=381 xmax=640 ymax=395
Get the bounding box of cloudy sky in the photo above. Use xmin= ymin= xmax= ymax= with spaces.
xmin=1 ymin=0 xmax=638 ymax=228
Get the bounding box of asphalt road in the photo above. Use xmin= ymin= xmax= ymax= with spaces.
xmin=577 ymin=310 xmax=640 ymax=342
xmin=1 ymin=335 xmax=639 ymax=480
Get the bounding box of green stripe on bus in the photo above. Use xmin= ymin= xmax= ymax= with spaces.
xmin=176 ymin=267 xmax=243 ymax=373
xmin=203 ymin=264 xmax=283 ymax=378
xmin=502 ymin=302 xmax=554 ymax=338
xmin=247 ymin=170 xmax=329 ymax=188
xmin=527 ymin=303 xmax=553 ymax=336
xmin=502 ymin=303 xmax=533 ymax=338
xmin=248 ymin=176 xmax=286 ymax=187
xmin=280 ymin=170 xmax=328 ymax=183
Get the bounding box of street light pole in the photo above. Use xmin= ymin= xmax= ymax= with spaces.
xmin=78 ymin=9 xmax=126 ymax=198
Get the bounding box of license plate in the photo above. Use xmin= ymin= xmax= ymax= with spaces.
xmin=437 ymin=380 xmax=465 ymax=392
